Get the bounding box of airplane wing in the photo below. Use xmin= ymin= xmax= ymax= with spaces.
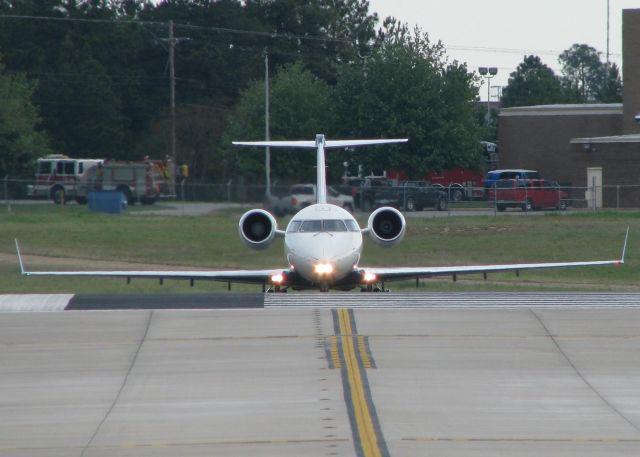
xmin=15 ymin=239 xmax=284 ymax=285
xmin=363 ymin=227 xmax=629 ymax=283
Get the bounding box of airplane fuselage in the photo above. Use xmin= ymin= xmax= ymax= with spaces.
xmin=284 ymin=203 xmax=363 ymax=288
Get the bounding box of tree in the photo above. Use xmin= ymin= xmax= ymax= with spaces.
xmin=559 ymin=43 xmax=605 ymax=102
xmin=244 ymin=0 xmax=378 ymax=83
xmin=38 ymin=34 xmax=127 ymax=157
xmin=500 ymin=55 xmax=564 ymax=108
xmin=222 ymin=62 xmax=333 ymax=183
xmin=333 ymin=24 xmax=482 ymax=178
xmin=596 ymin=62 xmax=623 ymax=103
xmin=0 ymin=0 xmax=381 ymax=181
xmin=0 ymin=62 xmax=50 ymax=178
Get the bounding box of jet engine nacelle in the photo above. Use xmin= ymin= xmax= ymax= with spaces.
xmin=239 ymin=209 xmax=278 ymax=250
xmin=367 ymin=207 xmax=406 ymax=248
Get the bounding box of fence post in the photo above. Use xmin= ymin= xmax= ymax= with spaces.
xmin=493 ymin=183 xmax=497 ymax=216
xmin=181 ymin=178 xmax=186 ymax=216
xmin=591 ymin=176 xmax=596 ymax=211
xmin=616 ymin=184 xmax=620 ymax=209
xmin=4 ymin=175 xmax=10 ymax=213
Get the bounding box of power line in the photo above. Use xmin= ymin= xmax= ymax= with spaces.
xmin=0 ymin=13 xmax=355 ymax=45
xmin=1 ymin=13 xmax=620 ymax=58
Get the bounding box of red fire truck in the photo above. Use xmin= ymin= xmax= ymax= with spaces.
xmin=28 ymin=155 xmax=103 ymax=203
xmin=29 ymin=155 xmax=176 ymax=205
xmin=76 ymin=159 xmax=175 ymax=205
xmin=424 ymin=167 xmax=485 ymax=201
xmin=383 ymin=141 xmax=498 ymax=201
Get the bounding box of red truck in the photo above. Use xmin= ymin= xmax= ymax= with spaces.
xmin=424 ymin=167 xmax=485 ymax=201
xmin=488 ymin=179 xmax=569 ymax=212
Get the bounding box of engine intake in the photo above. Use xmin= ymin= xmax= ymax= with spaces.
xmin=239 ymin=209 xmax=277 ymax=250
xmin=367 ymin=207 xmax=406 ymax=247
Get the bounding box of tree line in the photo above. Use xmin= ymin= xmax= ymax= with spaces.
xmin=501 ymin=44 xmax=622 ymax=108
xmin=0 ymin=1 xmax=622 ymax=183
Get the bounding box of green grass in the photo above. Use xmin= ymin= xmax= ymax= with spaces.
xmin=0 ymin=204 xmax=636 ymax=293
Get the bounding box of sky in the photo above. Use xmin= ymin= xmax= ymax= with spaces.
xmin=368 ymin=0 xmax=639 ymax=100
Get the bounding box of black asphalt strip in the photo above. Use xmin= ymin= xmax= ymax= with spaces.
xmin=66 ymin=293 xmax=265 ymax=310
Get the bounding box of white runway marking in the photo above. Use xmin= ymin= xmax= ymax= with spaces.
xmin=0 ymin=294 xmax=73 ymax=312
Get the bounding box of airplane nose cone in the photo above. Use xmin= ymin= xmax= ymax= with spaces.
xmin=287 ymin=232 xmax=361 ymax=282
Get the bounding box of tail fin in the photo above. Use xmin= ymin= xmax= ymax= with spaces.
xmin=233 ymin=134 xmax=408 ymax=205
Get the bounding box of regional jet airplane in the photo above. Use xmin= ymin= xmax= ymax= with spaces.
xmin=16 ymin=134 xmax=628 ymax=292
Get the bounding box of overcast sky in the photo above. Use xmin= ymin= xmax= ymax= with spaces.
xmin=368 ymin=0 xmax=639 ymax=100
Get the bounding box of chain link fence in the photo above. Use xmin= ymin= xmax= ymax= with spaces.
xmin=2 ymin=178 xmax=639 ymax=213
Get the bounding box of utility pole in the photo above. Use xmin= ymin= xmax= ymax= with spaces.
xmin=606 ymin=0 xmax=610 ymax=67
xmin=264 ymin=49 xmax=271 ymax=196
xmin=169 ymin=21 xmax=176 ymax=167
xmin=160 ymin=20 xmax=189 ymax=196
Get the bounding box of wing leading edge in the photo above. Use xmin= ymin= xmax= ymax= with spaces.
xmin=364 ymin=227 xmax=629 ymax=283
xmin=15 ymin=240 xmax=284 ymax=285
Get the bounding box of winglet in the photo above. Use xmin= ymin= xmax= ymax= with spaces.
xmin=14 ymin=238 xmax=26 ymax=275
xmin=620 ymin=226 xmax=630 ymax=264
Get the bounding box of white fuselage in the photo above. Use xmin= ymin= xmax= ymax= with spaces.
xmin=284 ymin=204 xmax=363 ymax=285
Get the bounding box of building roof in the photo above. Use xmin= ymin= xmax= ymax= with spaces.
xmin=500 ymin=104 xmax=622 ymax=117
xmin=571 ymin=134 xmax=640 ymax=144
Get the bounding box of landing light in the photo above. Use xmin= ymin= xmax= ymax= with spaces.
xmin=314 ymin=263 xmax=334 ymax=275
xmin=363 ymin=272 xmax=377 ymax=283
xmin=271 ymin=273 xmax=284 ymax=284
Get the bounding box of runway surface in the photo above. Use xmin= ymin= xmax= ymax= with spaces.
xmin=2 ymin=292 xmax=640 ymax=311
xmin=1 ymin=293 xmax=640 ymax=456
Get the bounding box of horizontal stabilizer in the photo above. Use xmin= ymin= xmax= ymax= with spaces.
xmin=233 ymin=138 xmax=408 ymax=149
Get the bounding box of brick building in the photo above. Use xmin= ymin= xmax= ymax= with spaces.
xmin=498 ymin=9 xmax=640 ymax=207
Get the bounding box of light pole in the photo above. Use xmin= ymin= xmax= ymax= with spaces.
xmin=478 ymin=67 xmax=498 ymax=125
xmin=264 ymin=49 xmax=271 ymax=197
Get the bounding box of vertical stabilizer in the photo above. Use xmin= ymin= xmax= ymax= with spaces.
xmin=315 ymin=134 xmax=327 ymax=204
xmin=232 ymin=136 xmax=408 ymax=207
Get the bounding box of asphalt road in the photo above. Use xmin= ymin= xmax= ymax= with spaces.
xmin=2 ymin=295 xmax=640 ymax=457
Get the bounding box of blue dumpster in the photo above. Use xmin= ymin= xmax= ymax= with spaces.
xmin=88 ymin=191 xmax=127 ymax=214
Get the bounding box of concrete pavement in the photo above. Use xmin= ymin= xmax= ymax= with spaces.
xmin=1 ymin=302 xmax=640 ymax=456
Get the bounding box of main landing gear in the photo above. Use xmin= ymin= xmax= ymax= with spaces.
xmin=266 ymin=285 xmax=288 ymax=293
xmin=360 ymin=283 xmax=389 ymax=293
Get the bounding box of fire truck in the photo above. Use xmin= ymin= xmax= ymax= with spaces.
xmin=76 ymin=159 xmax=175 ymax=205
xmin=28 ymin=155 xmax=103 ymax=203
xmin=424 ymin=142 xmax=498 ymax=200
xmin=386 ymin=141 xmax=498 ymax=201
xmin=424 ymin=167 xmax=485 ymax=201
xmin=29 ymin=155 xmax=175 ymax=205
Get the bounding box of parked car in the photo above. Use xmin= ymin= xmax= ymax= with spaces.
xmin=484 ymin=169 xmax=541 ymax=196
xmin=488 ymin=178 xmax=569 ymax=211
xmin=290 ymin=184 xmax=354 ymax=212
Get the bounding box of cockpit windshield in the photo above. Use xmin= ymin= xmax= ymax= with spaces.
xmin=300 ymin=220 xmax=323 ymax=232
xmin=287 ymin=219 xmax=359 ymax=233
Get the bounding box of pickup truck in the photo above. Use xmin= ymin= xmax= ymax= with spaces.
xmin=488 ymin=178 xmax=569 ymax=211
xmin=359 ymin=178 xmax=448 ymax=211
xmin=290 ymin=184 xmax=355 ymax=212
xmin=264 ymin=186 xmax=294 ymax=217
